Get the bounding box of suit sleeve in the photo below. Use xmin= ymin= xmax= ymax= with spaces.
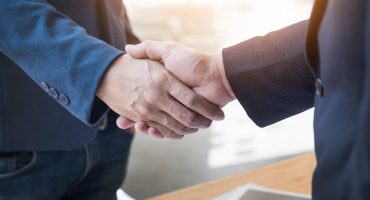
xmin=222 ymin=21 xmax=316 ymax=127
xmin=0 ymin=0 xmax=123 ymax=126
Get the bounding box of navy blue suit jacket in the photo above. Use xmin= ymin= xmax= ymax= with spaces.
xmin=223 ymin=0 xmax=370 ymax=199
xmin=0 ymin=0 xmax=138 ymax=150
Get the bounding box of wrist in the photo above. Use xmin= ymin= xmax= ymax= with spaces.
xmin=96 ymin=54 xmax=125 ymax=102
xmin=209 ymin=53 xmax=236 ymax=100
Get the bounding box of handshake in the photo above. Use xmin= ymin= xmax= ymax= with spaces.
xmin=97 ymin=41 xmax=236 ymax=139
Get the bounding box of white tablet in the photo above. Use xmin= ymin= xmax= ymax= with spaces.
xmin=213 ymin=183 xmax=311 ymax=200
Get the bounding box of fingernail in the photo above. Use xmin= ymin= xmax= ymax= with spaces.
xmin=214 ymin=111 xmax=225 ymax=121
xmin=125 ymin=44 xmax=134 ymax=50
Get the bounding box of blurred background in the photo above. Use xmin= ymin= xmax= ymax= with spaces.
xmin=121 ymin=0 xmax=314 ymax=199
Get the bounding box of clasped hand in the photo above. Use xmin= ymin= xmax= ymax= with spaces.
xmin=97 ymin=41 xmax=236 ymax=139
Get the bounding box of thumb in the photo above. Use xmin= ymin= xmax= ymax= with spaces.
xmin=125 ymin=44 xmax=148 ymax=59
xmin=125 ymin=41 xmax=170 ymax=61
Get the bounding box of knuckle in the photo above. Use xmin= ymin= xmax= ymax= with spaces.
xmin=154 ymin=72 xmax=170 ymax=85
xmin=147 ymin=92 xmax=160 ymax=103
xmin=185 ymin=112 xmax=197 ymax=127
xmin=182 ymin=90 xmax=192 ymax=104
xmin=146 ymin=92 xmax=166 ymax=106
xmin=138 ymin=104 xmax=152 ymax=117
xmin=161 ymin=115 xmax=170 ymax=126
xmin=167 ymin=103 xmax=176 ymax=114
xmin=168 ymin=102 xmax=183 ymax=116
xmin=187 ymin=93 xmax=197 ymax=106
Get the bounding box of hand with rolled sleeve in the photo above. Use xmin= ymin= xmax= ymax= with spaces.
xmin=116 ymin=41 xmax=236 ymax=135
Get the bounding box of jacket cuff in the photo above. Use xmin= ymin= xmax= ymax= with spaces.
xmin=222 ymin=21 xmax=315 ymax=127
xmin=84 ymin=49 xmax=124 ymax=125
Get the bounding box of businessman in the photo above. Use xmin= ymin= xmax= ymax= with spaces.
xmin=119 ymin=0 xmax=370 ymax=199
xmin=0 ymin=0 xmax=223 ymax=200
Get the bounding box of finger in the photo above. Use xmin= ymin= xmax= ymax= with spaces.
xmin=148 ymin=127 xmax=164 ymax=139
xmin=135 ymin=122 xmax=149 ymax=135
xmin=169 ymin=78 xmax=225 ymax=121
xmin=146 ymin=122 xmax=184 ymax=140
xmin=116 ymin=116 xmax=135 ymax=129
xmin=127 ymin=43 xmax=225 ymax=121
xmin=130 ymin=93 xmax=198 ymax=136
xmin=126 ymin=41 xmax=171 ymax=61
xmin=149 ymin=127 xmax=184 ymax=139
xmin=162 ymin=95 xmax=212 ymax=129
xmin=148 ymin=124 xmax=184 ymax=140
xmin=148 ymin=127 xmax=161 ymax=138
xmin=153 ymin=111 xmax=198 ymax=136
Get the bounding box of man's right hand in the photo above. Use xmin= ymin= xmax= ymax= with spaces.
xmin=115 ymin=41 xmax=237 ymax=137
xmin=97 ymin=54 xmax=225 ymax=139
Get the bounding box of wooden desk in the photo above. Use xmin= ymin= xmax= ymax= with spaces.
xmin=149 ymin=153 xmax=316 ymax=200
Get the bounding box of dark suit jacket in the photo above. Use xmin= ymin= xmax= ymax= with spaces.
xmin=0 ymin=0 xmax=138 ymax=150
xmin=223 ymin=0 xmax=370 ymax=199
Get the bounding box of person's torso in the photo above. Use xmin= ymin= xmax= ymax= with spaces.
xmin=309 ymin=0 xmax=370 ymax=199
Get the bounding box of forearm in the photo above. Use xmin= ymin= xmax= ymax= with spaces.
xmin=0 ymin=0 xmax=123 ymax=125
xmin=222 ymin=20 xmax=315 ymax=127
